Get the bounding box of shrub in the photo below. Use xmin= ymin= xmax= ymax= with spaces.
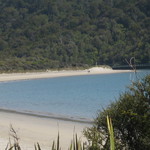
xmin=84 ymin=75 xmax=150 ymax=150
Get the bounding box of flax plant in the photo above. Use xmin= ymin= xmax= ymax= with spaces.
xmin=69 ymin=134 xmax=85 ymax=150
xmin=107 ymin=115 xmax=115 ymax=150
xmin=7 ymin=131 xmax=84 ymax=150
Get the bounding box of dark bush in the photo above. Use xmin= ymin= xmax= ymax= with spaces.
xmin=84 ymin=75 xmax=150 ymax=150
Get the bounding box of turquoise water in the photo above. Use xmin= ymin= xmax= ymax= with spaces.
xmin=0 ymin=70 xmax=149 ymax=121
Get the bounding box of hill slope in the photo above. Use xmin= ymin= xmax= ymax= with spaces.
xmin=0 ymin=0 xmax=149 ymax=71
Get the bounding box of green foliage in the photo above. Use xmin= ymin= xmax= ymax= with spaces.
xmin=84 ymin=75 xmax=150 ymax=150
xmin=0 ymin=0 xmax=149 ymax=71
xmin=107 ymin=116 xmax=115 ymax=150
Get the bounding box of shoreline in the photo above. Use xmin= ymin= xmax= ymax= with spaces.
xmin=0 ymin=67 xmax=132 ymax=82
xmin=0 ymin=111 xmax=91 ymax=149
xmin=0 ymin=108 xmax=94 ymax=124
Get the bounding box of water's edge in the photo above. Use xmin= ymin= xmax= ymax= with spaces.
xmin=0 ymin=108 xmax=94 ymax=124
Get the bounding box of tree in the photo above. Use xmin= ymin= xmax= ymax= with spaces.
xmin=0 ymin=0 xmax=149 ymax=71
xmin=84 ymin=75 xmax=150 ymax=150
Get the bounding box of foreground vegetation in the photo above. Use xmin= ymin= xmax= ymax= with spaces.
xmin=5 ymin=75 xmax=150 ymax=149
xmin=0 ymin=0 xmax=150 ymax=71
xmin=84 ymin=74 xmax=150 ymax=150
xmin=7 ymin=127 xmax=86 ymax=150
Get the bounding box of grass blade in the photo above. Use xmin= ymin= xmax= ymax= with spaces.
xmin=57 ymin=132 xmax=59 ymax=150
xmin=52 ymin=141 xmax=55 ymax=150
xmin=37 ymin=142 xmax=41 ymax=150
xmin=107 ymin=115 xmax=115 ymax=150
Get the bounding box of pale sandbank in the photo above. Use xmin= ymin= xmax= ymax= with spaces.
xmin=0 ymin=111 xmax=91 ymax=150
xmin=0 ymin=67 xmax=132 ymax=82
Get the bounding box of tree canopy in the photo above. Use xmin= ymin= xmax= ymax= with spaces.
xmin=0 ymin=0 xmax=149 ymax=71
xmin=84 ymin=74 xmax=150 ymax=150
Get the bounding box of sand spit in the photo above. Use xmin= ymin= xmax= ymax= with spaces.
xmin=0 ymin=67 xmax=131 ymax=82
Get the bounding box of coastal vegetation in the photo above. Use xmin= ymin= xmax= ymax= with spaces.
xmin=84 ymin=74 xmax=150 ymax=150
xmin=5 ymin=75 xmax=150 ymax=149
xmin=0 ymin=0 xmax=150 ymax=71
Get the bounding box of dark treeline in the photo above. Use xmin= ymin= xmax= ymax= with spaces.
xmin=0 ymin=0 xmax=149 ymax=71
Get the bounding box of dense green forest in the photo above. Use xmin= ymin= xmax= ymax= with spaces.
xmin=0 ymin=0 xmax=149 ymax=71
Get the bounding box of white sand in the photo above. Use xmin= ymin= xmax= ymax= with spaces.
xmin=0 ymin=67 xmax=131 ymax=82
xmin=0 ymin=111 xmax=91 ymax=150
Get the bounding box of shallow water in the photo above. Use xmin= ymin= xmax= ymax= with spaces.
xmin=0 ymin=70 xmax=149 ymax=121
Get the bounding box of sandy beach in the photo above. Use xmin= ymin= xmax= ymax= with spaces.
xmin=0 ymin=111 xmax=91 ymax=150
xmin=0 ymin=67 xmax=131 ymax=82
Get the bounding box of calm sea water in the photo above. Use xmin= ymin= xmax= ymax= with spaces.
xmin=0 ymin=70 xmax=149 ymax=121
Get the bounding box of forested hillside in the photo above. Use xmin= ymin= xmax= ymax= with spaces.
xmin=0 ymin=0 xmax=149 ymax=71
